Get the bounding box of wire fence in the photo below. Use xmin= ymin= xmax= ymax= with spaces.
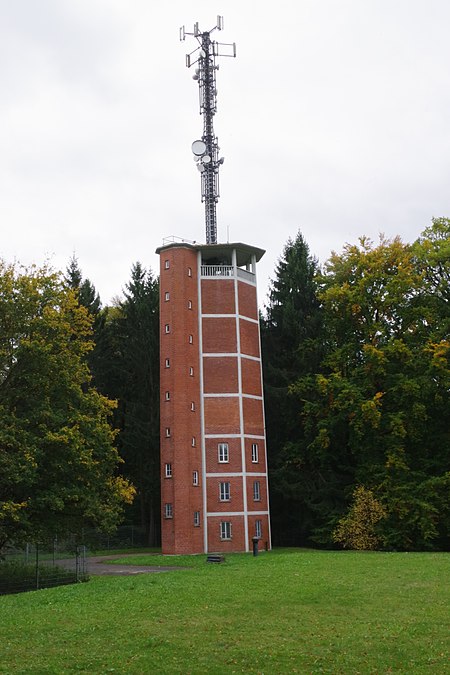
xmin=0 ymin=525 xmax=151 ymax=595
xmin=0 ymin=543 xmax=88 ymax=596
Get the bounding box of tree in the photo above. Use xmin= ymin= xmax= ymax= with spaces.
xmin=333 ymin=486 xmax=386 ymax=550
xmin=289 ymin=231 xmax=449 ymax=550
xmin=0 ymin=261 xmax=134 ymax=551
xmin=261 ymin=231 xmax=324 ymax=545
xmin=92 ymin=263 xmax=160 ymax=545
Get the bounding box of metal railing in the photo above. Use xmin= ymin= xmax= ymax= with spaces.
xmin=201 ymin=265 xmax=255 ymax=283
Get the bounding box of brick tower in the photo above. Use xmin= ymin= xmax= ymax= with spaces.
xmin=157 ymin=241 xmax=271 ymax=553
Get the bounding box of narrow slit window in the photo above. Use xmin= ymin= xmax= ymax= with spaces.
xmin=165 ymin=427 xmax=171 ymax=438
xmin=251 ymin=443 xmax=259 ymax=463
xmin=189 ymin=367 xmax=194 ymax=376
xmin=191 ymin=437 xmax=196 ymax=447
xmin=164 ymin=291 xmax=170 ymax=301
xmin=164 ymin=260 xmax=170 ymax=270
xmin=194 ymin=511 xmax=200 ymax=526
xmin=190 ymin=402 xmax=195 ymax=411
xmin=253 ymin=481 xmax=261 ymax=502
xmin=189 ymin=334 xmax=193 ymax=344
xmin=165 ymin=358 xmax=170 ymax=368
xmin=188 ymin=300 xmax=193 ymax=309
xmin=164 ymin=503 xmax=173 ymax=518
xmin=255 ymin=519 xmax=262 ymax=538
xmin=165 ymin=324 xmax=170 ymax=334
xmin=192 ymin=470 xmax=199 ymax=486
xmin=165 ymin=463 xmax=172 ymax=478
xmin=188 ymin=267 xmax=192 ymax=277
xmin=165 ymin=391 xmax=170 ymax=401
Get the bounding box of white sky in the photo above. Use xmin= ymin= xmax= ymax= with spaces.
xmin=1 ymin=0 xmax=449 ymax=307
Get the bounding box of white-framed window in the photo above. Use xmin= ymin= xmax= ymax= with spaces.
xmin=253 ymin=481 xmax=261 ymax=501
xmin=219 ymin=481 xmax=231 ymax=502
xmin=255 ymin=519 xmax=262 ymax=538
xmin=189 ymin=366 xmax=194 ymax=376
xmin=165 ymin=391 xmax=170 ymax=401
xmin=190 ymin=402 xmax=195 ymax=411
xmin=188 ymin=267 xmax=192 ymax=277
xmin=164 ymin=503 xmax=173 ymax=519
xmin=251 ymin=443 xmax=259 ymax=463
xmin=191 ymin=436 xmax=196 ymax=447
xmin=188 ymin=334 xmax=193 ymax=344
xmin=164 ymin=260 xmax=170 ymax=269
xmin=194 ymin=511 xmax=200 ymax=527
xmin=165 ymin=427 xmax=171 ymax=438
xmin=218 ymin=443 xmax=229 ymax=463
xmin=165 ymin=358 xmax=170 ymax=368
xmin=165 ymin=463 xmax=172 ymax=478
xmin=192 ymin=470 xmax=199 ymax=486
xmin=165 ymin=324 xmax=170 ymax=334
xmin=220 ymin=521 xmax=232 ymax=540
xmin=188 ymin=299 xmax=193 ymax=309
xmin=164 ymin=291 xmax=170 ymax=301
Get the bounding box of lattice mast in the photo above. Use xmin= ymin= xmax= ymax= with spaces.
xmin=180 ymin=17 xmax=236 ymax=244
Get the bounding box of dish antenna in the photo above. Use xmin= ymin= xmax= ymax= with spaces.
xmin=180 ymin=17 xmax=236 ymax=244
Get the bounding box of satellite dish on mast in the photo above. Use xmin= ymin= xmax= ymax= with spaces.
xmin=192 ymin=140 xmax=207 ymax=156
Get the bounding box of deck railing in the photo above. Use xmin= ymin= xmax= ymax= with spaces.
xmin=201 ymin=265 xmax=255 ymax=283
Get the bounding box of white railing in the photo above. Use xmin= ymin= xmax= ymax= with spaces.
xmin=200 ymin=265 xmax=256 ymax=284
xmin=237 ymin=268 xmax=256 ymax=283
xmin=201 ymin=265 xmax=234 ymax=277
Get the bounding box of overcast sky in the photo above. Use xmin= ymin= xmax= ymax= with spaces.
xmin=1 ymin=0 xmax=449 ymax=307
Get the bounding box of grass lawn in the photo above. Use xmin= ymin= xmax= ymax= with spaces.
xmin=0 ymin=549 xmax=448 ymax=674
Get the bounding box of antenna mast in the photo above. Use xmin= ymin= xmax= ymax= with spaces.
xmin=180 ymin=17 xmax=236 ymax=245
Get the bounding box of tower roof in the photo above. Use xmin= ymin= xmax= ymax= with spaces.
xmin=156 ymin=241 xmax=265 ymax=266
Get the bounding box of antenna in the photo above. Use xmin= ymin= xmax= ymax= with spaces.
xmin=180 ymin=17 xmax=236 ymax=245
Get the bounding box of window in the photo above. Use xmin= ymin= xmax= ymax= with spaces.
xmin=190 ymin=402 xmax=195 ymax=411
xmin=189 ymin=367 xmax=194 ymax=376
xmin=188 ymin=300 xmax=193 ymax=309
xmin=188 ymin=334 xmax=193 ymax=344
xmin=191 ymin=437 xmax=196 ymax=447
xmin=251 ymin=443 xmax=259 ymax=463
xmin=165 ymin=358 xmax=170 ymax=368
xmin=192 ymin=470 xmax=199 ymax=486
xmin=220 ymin=521 xmax=232 ymax=540
xmin=219 ymin=482 xmax=231 ymax=502
xmin=188 ymin=267 xmax=192 ymax=277
xmin=165 ymin=427 xmax=171 ymax=438
xmin=218 ymin=443 xmax=229 ymax=463
xmin=164 ymin=291 xmax=170 ymax=301
xmin=194 ymin=511 xmax=200 ymax=527
xmin=165 ymin=391 xmax=170 ymax=401
xmin=255 ymin=520 xmax=262 ymax=538
xmin=165 ymin=463 xmax=172 ymax=478
xmin=165 ymin=324 xmax=170 ymax=334
xmin=164 ymin=260 xmax=170 ymax=269
xmin=253 ymin=481 xmax=261 ymax=501
xmin=164 ymin=503 xmax=173 ymax=519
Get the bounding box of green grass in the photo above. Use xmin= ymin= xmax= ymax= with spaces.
xmin=0 ymin=549 xmax=448 ymax=674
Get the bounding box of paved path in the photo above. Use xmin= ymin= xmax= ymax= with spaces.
xmin=87 ymin=554 xmax=186 ymax=576
xmin=54 ymin=554 xmax=186 ymax=576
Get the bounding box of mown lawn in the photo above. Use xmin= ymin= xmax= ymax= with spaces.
xmin=0 ymin=549 xmax=448 ymax=674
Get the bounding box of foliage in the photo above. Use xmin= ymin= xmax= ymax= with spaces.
xmin=286 ymin=228 xmax=450 ymax=550
xmin=0 ymin=550 xmax=448 ymax=673
xmin=333 ymin=485 xmax=387 ymax=550
xmin=261 ymin=231 xmax=324 ymax=545
xmin=0 ymin=261 xmax=134 ymax=550
xmin=92 ymin=263 xmax=160 ymax=545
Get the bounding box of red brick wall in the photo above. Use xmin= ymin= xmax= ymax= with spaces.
xmin=203 ymin=356 xmax=238 ymax=393
xmin=239 ymin=320 xmax=260 ymax=358
xmin=204 ymin=397 xmax=240 ymax=435
xmin=201 ymin=279 xmax=235 ymax=314
xmin=238 ymin=281 xmax=258 ymax=320
xmin=202 ymin=317 xmax=237 ymax=353
xmin=241 ymin=357 xmax=262 ymax=396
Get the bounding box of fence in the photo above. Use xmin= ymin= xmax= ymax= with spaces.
xmin=0 ymin=543 xmax=88 ymax=596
